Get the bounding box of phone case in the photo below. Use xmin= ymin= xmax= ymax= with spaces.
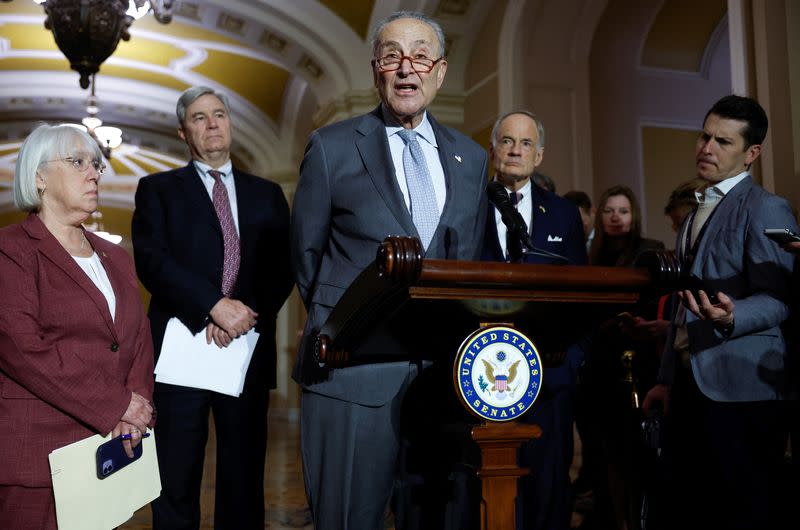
xmin=764 ymin=228 xmax=800 ymax=245
xmin=95 ymin=436 xmax=143 ymax=479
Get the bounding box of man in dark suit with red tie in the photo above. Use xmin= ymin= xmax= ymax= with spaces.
xmin=481 ymin=111 xmax=587 ymax=530
xmin=132 ymin=86 xmax=293 ymax=530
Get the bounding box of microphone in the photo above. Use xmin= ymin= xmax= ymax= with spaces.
xmin=487 ymin=181 xmax=527 ymax=235
xmin=486 ymin=181 xmax=571 ymax=264
xmin=487 ymin=181 xmax=533 ymax=262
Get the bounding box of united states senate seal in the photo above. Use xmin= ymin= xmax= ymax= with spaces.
xmin=453 ymin=325 xmax=543 ymax=422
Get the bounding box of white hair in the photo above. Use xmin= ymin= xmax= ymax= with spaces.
xmin=14 ymin=124 xmax=102 ymax=212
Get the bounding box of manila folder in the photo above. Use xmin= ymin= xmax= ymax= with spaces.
xmin=48 ymin=431 xmax=161 ymax=530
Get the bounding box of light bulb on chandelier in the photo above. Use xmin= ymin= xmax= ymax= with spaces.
xmin=75 ymin=74 xmax=124 ymax=159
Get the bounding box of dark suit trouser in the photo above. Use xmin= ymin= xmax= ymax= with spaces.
xmin=661 ymin=365 xmax=788 ymax=530
xmin=151 ymin=382 xmax=269 ymax=530
xmin=516 ymin=344 xmax=583 ymax=530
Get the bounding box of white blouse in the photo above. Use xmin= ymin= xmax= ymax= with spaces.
xmin=73 ymin=253 xmax=116 ymax=321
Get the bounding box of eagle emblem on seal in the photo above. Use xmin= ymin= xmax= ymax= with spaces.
xmin=482 ymin=357 xmax=520 ymax=396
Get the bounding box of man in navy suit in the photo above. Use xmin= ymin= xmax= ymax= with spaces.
xmin=481 ymin=111 xmax=586 ymax=266
xmin=291 ymin=11 xmax=488 ymax=530
xmin=643 ymin=95 xmax=797 ymax=530
xmin=132 ymin=86 xmax=293 ymax=529
xmin=481 ymin=111 xmax=587 ymax=530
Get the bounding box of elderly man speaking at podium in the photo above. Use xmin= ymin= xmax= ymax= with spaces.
xmin=291 ymin=10 xmax=488 ymax=530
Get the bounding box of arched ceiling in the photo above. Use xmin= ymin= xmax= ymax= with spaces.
xmin=642 ymin=0 xmax=727 ymax=72
xmin=0 ymin=0 xmax=490 ymax=210
xmin=0 ymin=0 xmax=378 ymax=177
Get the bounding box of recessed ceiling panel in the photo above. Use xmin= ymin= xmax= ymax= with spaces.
xmin=194 ymin=50 xmax=289 ymax=122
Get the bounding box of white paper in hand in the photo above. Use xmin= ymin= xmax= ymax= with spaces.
xmin=154 ymin=318 xmax=259 ymax=396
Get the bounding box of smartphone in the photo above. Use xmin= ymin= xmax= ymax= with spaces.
xmin=764 ymin=228 xmax=800 ymax=245
xmin=95 ymin=436 xmax=143 ymax=479
xmin=684 ymin=275 xmax=718 ymax=305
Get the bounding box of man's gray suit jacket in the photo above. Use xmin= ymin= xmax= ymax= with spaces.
xmin=658 ymin=176 xmax=798 ymax=402
xmin=291 ymin=106 xmax=489 ymax=406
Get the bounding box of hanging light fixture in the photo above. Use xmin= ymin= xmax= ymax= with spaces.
xmin=78 ymin=74 xmax=122 ymax=159
xmin=35 ymin=0 xmax=173 ymax=89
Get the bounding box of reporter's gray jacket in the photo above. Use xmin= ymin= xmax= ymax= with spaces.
xmin=658 ymin=176 xmax=798 ymax=401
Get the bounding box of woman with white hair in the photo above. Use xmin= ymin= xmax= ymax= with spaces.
xmin=0 ymin=124 xmax=154 ymax=529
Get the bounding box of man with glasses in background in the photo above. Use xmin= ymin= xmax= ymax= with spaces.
xmin=291 ymin=11 xmax=488 ymax=530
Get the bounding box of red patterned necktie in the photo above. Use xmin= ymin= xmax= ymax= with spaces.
xmin=208 ymin=170 xmax=240 ymax=296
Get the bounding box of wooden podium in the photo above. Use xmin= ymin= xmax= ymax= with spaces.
xmin=315 ymin=237 xmax=674 ymax=529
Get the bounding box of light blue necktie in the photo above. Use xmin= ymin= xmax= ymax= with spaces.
xmin=397 ymin=129 xmax=440 ymax=250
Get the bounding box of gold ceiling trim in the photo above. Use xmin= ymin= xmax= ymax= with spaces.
xmin=0 ymin=12 xmax=291 ymax=123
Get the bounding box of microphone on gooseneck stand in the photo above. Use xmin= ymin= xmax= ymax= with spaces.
xmin=486 ymin=181 xmax=572 ymax=264
xmin=487 ymin=181 xmax=531 ymax=262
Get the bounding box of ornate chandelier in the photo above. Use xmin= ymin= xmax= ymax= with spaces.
xmin=34 ymin=0 xmax=173 ymax=89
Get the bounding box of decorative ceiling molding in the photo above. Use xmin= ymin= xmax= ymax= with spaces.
xmin=312 ymin=88 xmax=379 ymax=128
xmin=0 ymin=0 xmax=485 ymax=211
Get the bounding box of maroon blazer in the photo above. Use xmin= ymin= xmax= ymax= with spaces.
xmin=0 ymin=214 xmax=154 ymax=487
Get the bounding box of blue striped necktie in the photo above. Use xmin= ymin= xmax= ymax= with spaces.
xmin=397 ymin=129 xmax=440 ymax=250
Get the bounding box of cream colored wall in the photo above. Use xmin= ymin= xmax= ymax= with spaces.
xmin=748 ymin=0 xmax=800 ymax=211
xmin=464 ymin=0 xmax=506 ymax=145
xmin=590 ymin=0 xmax=730 ymax=234
xmin=641 ymin=127 xmax=700 ymax=248
xmin=516 ymin=0 xmax=603 ymax=195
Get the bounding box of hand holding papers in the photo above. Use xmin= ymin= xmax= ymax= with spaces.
xmin=49 ymin=431 xmax=161 ymax=530
xmin=154 ymin=317 xmax=259 ymax=396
